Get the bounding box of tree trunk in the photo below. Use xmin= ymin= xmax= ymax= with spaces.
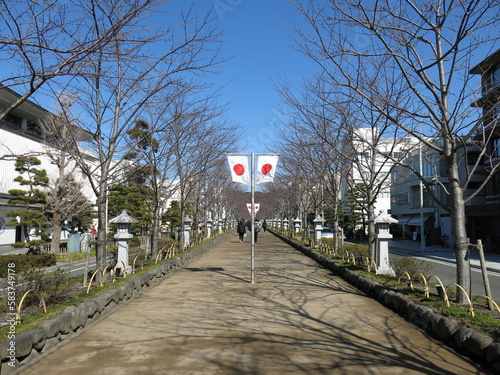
xmin=151 ymin=206 xmax=161 ymax=259
xmin=447 ymin=155 xmax=471 ymax=304
xmin=96 ymin=184 xmax=108 ymax=275
xmin=367 ymin=201 xmax=376 ymax=263
xmin=51 ymin=217 xmax=63 ymax=252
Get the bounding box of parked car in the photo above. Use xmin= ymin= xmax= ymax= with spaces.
xmin=321 ymin=228 xmax=334 ymax=239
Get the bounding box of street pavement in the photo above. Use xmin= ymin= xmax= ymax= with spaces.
xmin=18 ymin=231 xmax=489 ymax=374
xmin=0 ymin=244 xmax=26 ymax=256
xmin=389 ymin=239 xmax=500 ymax=274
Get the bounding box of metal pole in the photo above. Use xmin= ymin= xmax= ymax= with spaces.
xmin=419 ymin=143 xmax=425 ymax=253
xmin=251 ymin=153 xmax=255 ymax=284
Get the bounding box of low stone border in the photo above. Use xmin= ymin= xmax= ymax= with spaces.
xmin=0 ymin=232 xmax=231 ymax=375
xmin=271 ymin=230 xmax=500 ymax=373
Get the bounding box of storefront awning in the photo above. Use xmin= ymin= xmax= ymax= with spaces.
xmin=406 ymin=214 xmax=431 ymax=226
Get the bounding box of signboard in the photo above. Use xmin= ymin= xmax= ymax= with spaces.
xmin=246 ymin=203 xmax=260 ymax=215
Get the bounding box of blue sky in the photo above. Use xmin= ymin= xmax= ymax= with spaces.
xmin=200 ymin=0 xmax=315 ymax=154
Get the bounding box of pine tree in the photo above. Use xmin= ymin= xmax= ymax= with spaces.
xmin=163 ymin=200 xmax=181 ymax=229
xmin=108 ymin=184 xmax=154 ymax=235
xmin=7 ymin=156 xmax=49 ymax=251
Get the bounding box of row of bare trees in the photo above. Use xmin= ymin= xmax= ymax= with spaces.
xmin=269 ymin=0 xmax=500 ymax=304
xmin=1 ymin=1 xmax=242 ymax=272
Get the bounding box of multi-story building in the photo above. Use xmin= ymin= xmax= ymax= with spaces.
xmin=390 ymin=49 xmax=500 ymax=252
xmin=390 ymin=140 xmax=450 ymax=245
xmin=340 ymin=127 xmax=395 ymax=234
xmin=0 ymin=88 xmax=97 ymax=246
xmin=469 ymin=48 xmax=500 ymax=253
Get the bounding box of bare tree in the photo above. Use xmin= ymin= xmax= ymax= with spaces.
xmin=0 ymin=0 xmax=156 ymax=122
xmin=53 ymin=1 xmax=226 ymax=272
xmin=164 ymin=96 xmax=240 ymax=249
xmin=291 ymin=0 xmax=500 ymax=302
xmin=271 ymin=117 xmax=334 ymax=239
xmin=39 ymin=101 xmax=91 ymax=251
xmin=274 ymin=75 xmax=403 ymax=256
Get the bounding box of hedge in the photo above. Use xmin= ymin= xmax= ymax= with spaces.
xmin=0 ymin=253 xmax=57 ymax=277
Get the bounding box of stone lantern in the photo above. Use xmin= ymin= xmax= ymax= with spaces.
xmin=183 ymin=215 xmax=193 ymax=247
xmin=373 ymin=209 xmax=398 ymax=276
xmin=109 ymin=210 xmax=138 ymax=275
xmin=206 ymin=216 xmax=213 ymax=238
xmin=283 ymin=218 xmax=289 ymax=231
xmin=313 ymin=215 xmax=324 ymax=245
xmin=293 ymin=217 xmax=302 ymax=233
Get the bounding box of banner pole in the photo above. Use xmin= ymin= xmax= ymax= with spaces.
xmin=251 ymin=153 xmax=255 ymax=284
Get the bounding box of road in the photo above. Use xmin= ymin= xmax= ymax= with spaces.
xmin=0 ymin=255 xmax=113 ymax=296
xmin=390 ymin=251 xmax=500 ymax=301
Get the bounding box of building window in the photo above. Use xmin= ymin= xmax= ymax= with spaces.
xmin=494 ymin=139 xmax=500 ymax=158
xmin=392 ymin=193 xmax=409 ymax=205
xmin=411 ymin=184 xmax=432 ymax=208
xmin=26 ymin=122 xmax=42 ymax=136
xmin=483 ymin=63 xmax=500 ymax=92
xmin=491 ymin=104 xmax=500 ymax=126
xmin=3 ymin=113 xmax=22 ymax=128
xmin=377 ymin=191 xmax=390 ymax=199
xmin=422 ymin=160 xmax=434 ymax=177
xmin=493 ymin=173 xmax=500 ymax=195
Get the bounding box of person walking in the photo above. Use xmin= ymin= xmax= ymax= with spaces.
xmin=237 ymin=219 xmax=247 ymax=243
xmin=254 ymin=220 xmax=261 ymax=242
xmin=262 ymin=220 xmax=267 ymax=232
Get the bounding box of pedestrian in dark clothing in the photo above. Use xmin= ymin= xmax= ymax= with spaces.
xmin=262 ymin=220 xmax=267 ymax=232
xmin=254 ymin=221 xmax=261 ymax=242
xmin=237 ymin=220 xmax=246 ymax=242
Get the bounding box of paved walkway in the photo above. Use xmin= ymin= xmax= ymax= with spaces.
xmin=20 ymin=231 xmax=488 ymax=374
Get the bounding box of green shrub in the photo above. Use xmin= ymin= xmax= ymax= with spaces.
xmin=129 ymin=246 xmax=150 ymax=262
xmin=390 ymin=256 xmax=435 ymax=282
xmin=55 ymin=250 xmax=96 ymax=263
xmin=339 ymin=243 xmax=369 ymax=263
xmin=0 ymin=253 xmax=57 ymax=277
xmin=157 ymin=238 xmax=179 ymax=252
xmin=19 ymin=268 xmax=75 ymax=305
xmin=320 ymin=238 xmax=335 ymax=246
xmin=11 ymin=242 xmax=27 ymax=248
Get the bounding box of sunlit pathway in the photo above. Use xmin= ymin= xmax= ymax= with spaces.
xmin=21 ymin=231 xmax=488 ymax=374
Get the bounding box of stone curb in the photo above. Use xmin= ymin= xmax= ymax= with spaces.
xmin=272 ymin=230 xmax=500 ymax=374
xmin=0 ymin=232 xmax=231 ymax=375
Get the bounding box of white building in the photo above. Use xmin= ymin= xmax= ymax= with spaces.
xmin=340 ymin=127 xmax=398 ymax=230
xmin=0 ymin=88 xmax=98 ymax=246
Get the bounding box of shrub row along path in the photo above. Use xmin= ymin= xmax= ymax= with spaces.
xmin=21 ymin=231 xmax=487 ymax=374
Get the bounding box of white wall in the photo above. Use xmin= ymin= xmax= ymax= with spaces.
xmin=0 ymin=128 xmax=98 ymax=246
